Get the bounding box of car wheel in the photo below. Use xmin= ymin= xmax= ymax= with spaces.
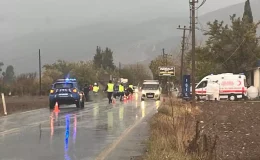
xmin=76 ymin=100 xmax=80 ymax=108
xmin=195 ymin=95 xmax=200 ymax=101
xmin=229 ymin=94 xmax=237 ymax=101
xmin=80 ymin=100 xmax=85 ymax=108
xmin=49 ymin=101 xmax=55 ymax=109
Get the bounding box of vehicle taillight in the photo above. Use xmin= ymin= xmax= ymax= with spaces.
xmin=72 ymin=89 xmax=77 ymax=93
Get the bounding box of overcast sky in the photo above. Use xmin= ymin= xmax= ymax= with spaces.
xmin=0 ymin=0 xmax=247 ymax=40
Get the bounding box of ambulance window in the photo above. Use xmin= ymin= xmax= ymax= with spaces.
xmin=197 ymin=81 xmax=207 ymax=88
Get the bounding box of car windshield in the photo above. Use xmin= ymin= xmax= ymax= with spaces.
xmin=142 ymin=84 xmax=159 ymax=90
xmin=54 ymin=83 xmax=73 ymax=89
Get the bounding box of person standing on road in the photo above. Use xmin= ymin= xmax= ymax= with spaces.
xmin=118 ymin=83 xmax=125 ymax=101
xmin=93 ymin=83 xmax=99 ymax=94
xmin=104 ymin=80 xmax=114 ymax=104
xmin=83 ymin=83 xmax=90 ymax=101
xmin=128 ymin=84 xmax=134 ymax=95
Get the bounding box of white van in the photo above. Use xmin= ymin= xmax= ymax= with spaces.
xmin=141 ymin=80 xmax=161 ymax=101
xmin=195 ymin=73 xmax=247 ymax=101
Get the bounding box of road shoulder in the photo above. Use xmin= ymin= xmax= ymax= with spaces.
xmin=104 ymin=110 xmax=153 ymax=160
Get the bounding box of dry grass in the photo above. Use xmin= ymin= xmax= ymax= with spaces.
xmin=143 ymin=96 xmax=216 ymax=160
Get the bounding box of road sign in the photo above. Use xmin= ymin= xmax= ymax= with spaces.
xmin=182 ymin=75 xmax=191 ymax=99
xmin=159 ymin=66 xmax=175 ymax=76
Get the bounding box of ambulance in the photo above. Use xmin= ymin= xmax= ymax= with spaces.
xmin=195 ymin=73 xmax=247 ymax=101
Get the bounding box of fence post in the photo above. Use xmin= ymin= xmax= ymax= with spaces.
xmin=1 ymin=93 xmax=7 ymax=115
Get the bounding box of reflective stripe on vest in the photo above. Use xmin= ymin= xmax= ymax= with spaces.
xmin=93 ymin=86 xmax=99 ymax=92
xmin=107 ymin=83 xmax=114 ymax=92
xmin=119 ymin=85 xmax=124 ymax=92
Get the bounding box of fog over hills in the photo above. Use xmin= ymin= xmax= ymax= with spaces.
xmin=0 ymin=0 xmax=256 ymax=73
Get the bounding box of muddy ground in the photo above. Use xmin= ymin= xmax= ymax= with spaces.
xmin=0 ymin=96 xmax=49 ymax=116
xmin=196 ymin=101 xmax=260 ymax=160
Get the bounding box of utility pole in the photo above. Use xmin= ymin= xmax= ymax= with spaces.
xmin=177 ymin=25 xmax=190 ymax=86
xmin=162 ymin=48 xmax=169 ymax=94
xmin=39 ymin=49 xmax=42 ymax=96
xmin=119 ymin=62 xmax=121 ymax=78
xmin=162 ymin=48 xmax=168 ymax=66
xmin=190 ymin=0 xmax=198 ymax=107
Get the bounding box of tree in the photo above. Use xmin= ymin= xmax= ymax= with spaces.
xmin=185 ymin=14 xmax=260 ymax=81
xmin=93 ymin=46 xmax=116 ymax=70
xmin=3 ymin=65 xmax=15 ymax=84
xmin=121 ymin=63 xmax=152 ymax=85
xmin=71 ymin=61 xmax=98 ymax=86
xmin=12 ymin=72 xmax=38 ymax=95
xmin=43 ymin=60 xmax=74 ymax=78
xmin=102 ymin=47 xmax=115 ymax=70
xmin=242 ymin=0 xmax=253 ymax=23
xmin=93 ymin=46 xmax=103 ymax=68
xmin=0 ymin=62 xmax=3 ymax=75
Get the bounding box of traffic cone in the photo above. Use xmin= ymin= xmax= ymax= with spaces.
xmin=53 ymin=102 xmax=60 ymax=113
xmin=112 ymin=98 xmax=116 ymax=104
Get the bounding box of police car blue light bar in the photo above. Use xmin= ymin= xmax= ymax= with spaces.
xmin=56 ymin=78 xmax=77 ymax=82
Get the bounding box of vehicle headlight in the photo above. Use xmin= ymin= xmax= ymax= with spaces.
xmin=50 ymin=89 xmax=54 ymax=94
xmin=155 ymin=90 xmax=160 ymax=95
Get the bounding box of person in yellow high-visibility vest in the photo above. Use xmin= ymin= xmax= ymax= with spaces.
xmin=93 ymin=83 xmax=99 ymax=93
xmin=118 ymin=83 xmax=125 ymax=101
xmin=128 ymin=84 xmax=134 ymax=94
xmin=104 ymin=80 xmax=114 ymax=104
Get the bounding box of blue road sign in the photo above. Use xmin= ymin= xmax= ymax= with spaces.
xmin=182 ymin=75 xmax=191 ymax=99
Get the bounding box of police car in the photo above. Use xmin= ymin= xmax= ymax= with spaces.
xmin=49 ymin=78 xmax=84 ymax=109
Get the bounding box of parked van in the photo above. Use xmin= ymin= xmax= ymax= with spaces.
xmin=195 ymin=73 xmax=247 ymax=101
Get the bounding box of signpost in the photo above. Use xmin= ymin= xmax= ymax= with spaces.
xmin=182 ymin=75 xmax=191 ymax=99
xmin=159 ymin=66 xmax=175 ymax=76
xmin=158 ymin=66 xmax=175 ymax=95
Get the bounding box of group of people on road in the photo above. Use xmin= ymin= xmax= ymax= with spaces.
xmin=82 ymin=80 xmax=134 ymax=104
xmin=104 ymin=80 xmax=134 ymax=104
xmin=83 ymin=83 xmax=100 ymax=101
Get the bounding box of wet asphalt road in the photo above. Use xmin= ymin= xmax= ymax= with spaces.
xmin=0 ymin=93 xmax=160 ymax=160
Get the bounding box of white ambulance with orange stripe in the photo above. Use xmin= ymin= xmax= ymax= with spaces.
xmin=195 ymin=73 xmax=247 ymax=101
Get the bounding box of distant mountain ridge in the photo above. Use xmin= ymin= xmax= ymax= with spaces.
xmin=1 ymin=0 xmax=260 ymax=73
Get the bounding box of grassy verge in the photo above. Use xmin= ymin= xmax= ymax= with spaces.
xmin=0 ymin=96 xmax=49 ymax=116
xmin=143 ymin=97 xmax=206 ymax=160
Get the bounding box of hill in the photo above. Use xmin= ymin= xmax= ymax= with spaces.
xmin=1 ymin=0 xmax=260 ymax=73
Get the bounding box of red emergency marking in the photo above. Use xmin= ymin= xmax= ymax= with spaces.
xmin=220 ymin=90 xmax=244 ymax=93
xmin=221 ymin=81 xmax=234 ymax=86
xmin=196 ymin=91 xmax=206 ymax=93
xmin=196 ymin=90 xmax=244 ymax=94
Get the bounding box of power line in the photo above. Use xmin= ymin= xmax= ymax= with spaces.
xmin=220 ymin=38 xmax=246 ymax=66
xmin=196 ymin=0 xmax=207 ymax=9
